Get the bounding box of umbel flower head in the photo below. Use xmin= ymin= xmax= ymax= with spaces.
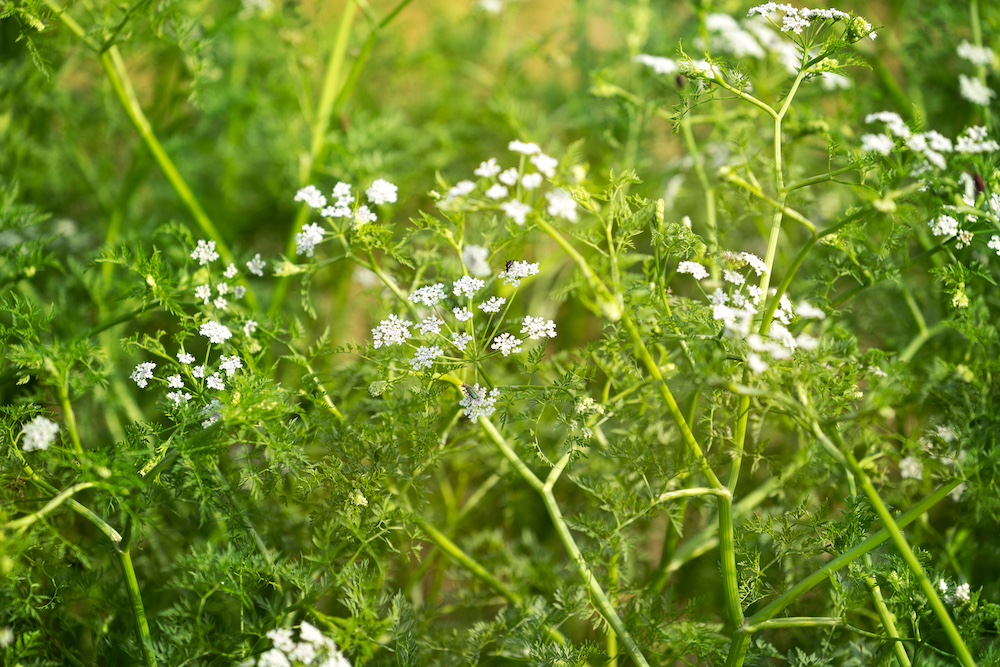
xmin=21 ymin=416 xmax=59 ymax=452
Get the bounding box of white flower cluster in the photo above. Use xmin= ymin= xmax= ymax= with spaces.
xmin=747 ymin=3 xmax=874 ymax=40
xmin=441 ymin=140 xmax=578 ymax=225
xmin=462 ymin=245 xmax=491 ymax=278
xmin=955 ymin=41 xmax=997 ymax=106
xmin=499 ymin=260 xmax=540 ymax=287
xmin=20 ymin=416 xmax=59 ymax=452
xmin=862 ymin=113 xmax=1000 ymax=169
xmin=459 ymin=384 xmax=501 ymax=420
xmin=936 ymin=579 xmax=973 ymax=608
xmin=250 ymin=622 xmax=351 ymax=667
xmin=677 ymin=251 xmax=821 ymax=373
xmin=293 ymin=179 xmax=398 ymax=255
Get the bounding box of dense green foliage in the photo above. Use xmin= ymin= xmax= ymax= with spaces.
xmin=2 ymin=0 xmax=1000 ymax=665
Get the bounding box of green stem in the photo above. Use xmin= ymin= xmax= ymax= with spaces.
xmin=4 ymin=482 xmax=102 ymax=531
xmin=844 ymin=450 xmax=976 ymax=667
xmin=118 ymin=548 xmax=158 ymax=667
xmin=725 ymin=480 xmax=963 ymax=667
xmin=479 ymin=418 xmax=650 ymax=667
xmin=57 ymin=377 xmax=85 ymax=457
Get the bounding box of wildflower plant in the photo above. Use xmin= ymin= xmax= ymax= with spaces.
xmin=3 ymin=0 xmax=1000 ymax=666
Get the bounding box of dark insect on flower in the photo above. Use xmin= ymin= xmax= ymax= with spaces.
xmin=505 ymin=260 xmax=514 ymax=272
xmin=974 ymin=172 xmax=986 ymax=194
xmin=462 ymin=384 xmax=481 ymax=402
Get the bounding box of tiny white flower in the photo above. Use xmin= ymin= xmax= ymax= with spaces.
xmin=233 ymin=286 xmax=246 ymax=300
xmin=200 ymin=321 xmax=233 ymax=345
xmin=372 ymin=314 xmax=413 ymax=348
xmin=21 ymin=416 xmax=59 ymax=452
xmin=410 ymin=345 xmax=443 ymax=370
xmin=191 ymin=240 xmax=219 ymax=265
xmin=460 ymin=384 xmax=501 ymax=420
xmin=193 ymin=365 xmax=206 ymax=379
xmin=462 ymin=245 xmax=492 ymax=278
xmin=409 ymin=283 xmax=447 ymax=307
xmin=521 ymin=173 xmax=543 ymax=190
xmin=216 ymin=282 xmax=230 ymax=296
xmin=366 ymin=178 xmax=398 ymax=205
xmin=167 ymin=374 xmax=184 ymax=389
xmin=223 ymin=263 xmax=238 ymax=279
xmin=453 ymin=276 xmax=486 ymax=299
xmin=723 ymin=270 xmax=745 ymax=286
xmin=959 ymin=74 xmax=995 ymax=106
xmin=246 ymin=253 xmax=266 ymax=277
xmin=195 ymin=285 xmax=212 ymax=304
xmin=508 ymin=140 xmax=541 ymax=155
xmin=295 ymin=223 xmax=325 ymax=257
xmin=954 ymin=582 xmax=971 ymax=604
xmin=634 ymin=54 xmax=679 ymax=75
xmin=988 ymin=235 xmax=1000 ymax=256
xmin=498 ymin=168 xmax=520 ymax=186
xmin=899 ymin=456 xmax=923 ymax=480
xmin=474 ymin=158 xmax=502 ymax=178
xmin=213 ymin=296 xmax=228 ymax=310
xmin=860 ymin=133 xmax=895 ymax=156
xmin=545 ymin=189 xmax=578 ymax=222
xmin=446 ymin=180 xmax=476 ymax=199
xmin=167 ymin=391 xmax=192 ymax=404
xmin=451 ymin=332 xmax=473 ymax=351
xmin=417 ymin=315 xmax=444 ymax=335
xmin=453 ymin=306 xmax=473 ymax=322
xmin=499 ymin=260 xmax=540 ymax=287
xmin=530 ymin=153 xmax=558 ymax=178
xmin=130 ymin=362 xmax=156 ymax=388
xmin=243 ymin=320 xmax=258 ymax=336
xmin=485 ymin=184 xmax=509 ymax=200
xmin=178 ymin=351 xmax=195 ymax=365
xmin=677 ymin=261 xmax=709 ymax=280
xmin=219 ymin=355 xmax=243 ymax=378
xmin=957 ymin=40 xmax=995 ymax=67
xmin=795 ymin=301 xmax=826 ymax=320
xmin=521 ymin=315 xmax=557 ymax=339
xmin=747 ymin=352 xmax=769 ymax=373
xmin=479 ymin=296 xmax=507 ymax=313
xmin=354 ymin=205 xmax=377 ymax=227
xmin=294 ymin=185 xmax=327 ymax=210
xmin=501 ymin=200 xmax=532 ymax=225
xmin=206 ymin=373 xmax=225 ymax=391
xmin=491 ymin=332 xmax=523 ymax=356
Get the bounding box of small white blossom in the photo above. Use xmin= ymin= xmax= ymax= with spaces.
xmin=446 ymin=180 xmax=476 ymax=199
xmin=453 ymin=276 xmax=486 ymax=298
xmin=860 ymin=133 xmax=895 ymax=156
xmin=234 ymin=286 xmax=246 ymax=300
xmin=409 ymin=283 xmax=447 ymax=307
xmin=501 ymin=200 xmax=532 ymax=225
xmin=366 ymin=178 xmax=398 ymax=205
xmin=479 ymin=296 xmax=506 ymax=313
xmin=545 ymin=189 xmax=578 ymax=222
xmin=295 ymin=223 xmax=325 ymax=257
xmin=521 ymin=173 xmax=543 ymax=190
xmin=498 ymin=168 xmax=519 ymax=186
xmin=213 ymin=296 xmax=228 ymax=310
xmin=178 ymin=351 xmax=195 ymax=365
xmin=959 ymin=75 xmax=995 ymax=106
xmin=219 ymin=355 xmax=243 ymax=377
xmin=929 ymin=215 xmax=959 ymax=238
xmin=499 ymin=260 xmax=540 ymax=287
xmin=521 ymin=315 xmax=556 ymax=339
xmin=244 ymin=320 xmax=258 ymax=336
xmin=167 ymin=374 xmax=184 ymax=389
xmin=451 ymin=332 xmax=473 ymax=351
xmin=195 ymin=284 xmax=212 ymax=304
xmin=530 ymin=153 xmax=558 ymax=178
xmin=634 ymin=54 xmax=679 ymax=75
xmin=417 ymin=315 xmax=444 ymax=335
xmin=795 ymin=301 xmax=826 ymax=320
xmin=474 ymin=158 xmax=502 ymax=178
xmin=246 ymin=253 xmax=266 ymax=277
xmin=988 ymin=235 xmax=1000 ymax=256
xmin=485 ymin=184 xmax=509 ymax=199
xmin=372 ymin=314 xmax=413 ymax=348
xmin=453 ymin=307 xmax=473 ymax=322
xmin=216 ymin=282 xmax=230 ymax=296
xmin=410 ymin=345 xmax=443 ymax=371
xmin=193 ymin=365 xmax=206 ymax=379
xmin=509 ymin=140 xmax=541 ymax=155
xmin=747 ymin=352 xmax=769 ymax=373
xmin=200 ymin=321 xmax=233 ymax=345
xmin=288 ymin=643 xmax=317 ymax=664
xmin=723 ymin=270 xmax=745 ymax=286
xmin=492 ymin=332 xmax=523 ymax=356
xmin=258 ymin=648 xmax=291 ymax=667
xmin=955 ymin=125 xmax=1000 ymax=154
xmin=21 ymin=416 xmax=59 ymax=452
xmin=167 ymin=391 xmax=192 ymax=405
xmin=462 ymin=244 xmax=492 ymax=278
xmin=223 ymin=263 xmax=238 ymax=279
xmin=460 ymin=384 xmax=501 ymax=420
xmin=191 ymin=240 xmax=220 ymax=266
xmin=866 ymin=111 xmax=911 ymax=139
xmin=677 ymin=261 xmax=709 ymax=280
xmin=131 ymin=362 xmax=156 ymax=388
xmin=206 ymin=373 xmax=226 ymax=391
xmin=739 ymin=252 xmax=769 ymax=276
xmin=954 ymin=583 xmax=971 ymax=604
xmin=294 ymin=185 xmax=327 ymax=210
xmin=957 ymin=40 xmax=996 ymax=67
xmin=899 ymin=456 xmax=923 ymax=480
xmin=354 ymin=205 xmax=377 ymax=227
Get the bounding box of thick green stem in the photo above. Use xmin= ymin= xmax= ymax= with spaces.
xmin=479 ymin=418 xmax=650 ymax=667
xmin=119 ymin=548 xmax=158 ymax=667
